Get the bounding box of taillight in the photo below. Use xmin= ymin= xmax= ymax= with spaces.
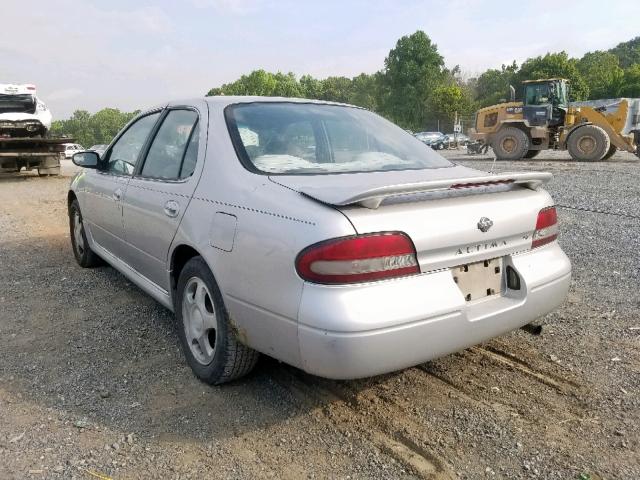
xmin=296 ymin=232 xmax=420 ymax=284
xmin=532 ymin=206 xmax=558 ymax=249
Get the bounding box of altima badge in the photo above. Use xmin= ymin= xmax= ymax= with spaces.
xmin=477 ymin=217 xmax=493 ymax=233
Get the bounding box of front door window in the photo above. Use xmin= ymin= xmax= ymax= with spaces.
xmin=104 ymin=112 xmax=161 ymax=175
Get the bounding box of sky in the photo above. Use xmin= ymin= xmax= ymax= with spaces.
xmin=2 ymin=0 xmax=639 ymax=118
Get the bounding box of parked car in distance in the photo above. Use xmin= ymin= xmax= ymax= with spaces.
xmin=415 ymin=131 xmax=446 ymax=149
xmin=69 ymin=97 xmax=571 ymax=385
xmin=443 ymin=133 xmax=470 ymax=147
xmin=88 ymin=144 xmax=108 ymax=156
xmin=63 ymin=143 xmax=84 ymax=159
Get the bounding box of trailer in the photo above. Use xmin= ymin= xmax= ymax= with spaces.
xmin=0 ymin=137 xmax=69 ymax=176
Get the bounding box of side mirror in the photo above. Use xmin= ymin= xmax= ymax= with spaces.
xmin=72 ymin=151 xmax=99 ymax=168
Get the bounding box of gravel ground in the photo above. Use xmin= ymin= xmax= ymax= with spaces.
xmin=0 ymin=150 xmax=638 ymax=479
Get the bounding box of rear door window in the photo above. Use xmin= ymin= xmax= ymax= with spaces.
xmin=179 ymin=122 xmax=200 ymax=179
xmin=140 ymin=110 xmax=199 ymax=180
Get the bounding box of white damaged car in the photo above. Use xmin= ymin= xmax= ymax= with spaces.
xmin=0 ymin=83 xmax=52 ymax=137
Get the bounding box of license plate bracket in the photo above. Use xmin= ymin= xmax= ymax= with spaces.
xmin=452 ymin=258 xmax=503 ymax=302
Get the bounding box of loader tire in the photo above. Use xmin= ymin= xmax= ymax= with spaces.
xmin=524 ymin=150 xmax=541 ymax=159
xmin=567 ymin=125 xmax=610 ymax=161
xmin=602 ymin=145 xmax=617 ymax=160
xmin=492 ymin=127 xmax=529 ymax=160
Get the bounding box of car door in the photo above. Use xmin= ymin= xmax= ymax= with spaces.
xmin=121 ymin=107 xmax=204 ymax=291
xmin=82 ymin=111 xmax=162 ymax=260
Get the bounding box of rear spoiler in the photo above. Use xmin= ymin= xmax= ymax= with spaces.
xmin=302 ymin=172 xmax=552 ymax=209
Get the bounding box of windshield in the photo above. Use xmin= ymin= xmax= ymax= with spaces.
xmin=225 ymin=103 xmax=451 ymax=175
xmin=524 ymin=83 xmax=552 ymax=106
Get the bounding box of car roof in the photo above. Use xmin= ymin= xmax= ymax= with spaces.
xmin=150 ymin=96 xmax=358 ymax=111
xmin=135 ymin=96 xmax=366 ymax=127
xmin=203 ymin=96 xmax=355 ymax=108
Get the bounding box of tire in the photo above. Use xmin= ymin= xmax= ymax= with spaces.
xmin=523 ymin=150 xmax=541 ymax=159
xmin=602 ymin=144 xmax=617 ymax=161
xmin=567 ymin=125 xmax=610 ymax=161
xmin=437 ymin=142 xmax=445 ymax=150
xmin=176 ymin=256 xmax=259 ymax=385
xmin=69 ymin=199 xmax=102 ymax=268
xmin=492 ymin=127 xmax=530 ymax=160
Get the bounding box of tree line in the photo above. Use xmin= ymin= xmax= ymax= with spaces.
xmin=50 ymin=108 xmax=139 ymax=148
xmin=52 ymin=32 xmax=640 ymax=145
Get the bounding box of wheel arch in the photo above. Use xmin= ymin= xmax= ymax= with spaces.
xmin=486 ymin=121 xmax=533 ymax=148
xmin=496 ymin=120 xmax=532 ymax=138
xmin=169 ymin=244 xmax=203 ymax=296
xmin=169 ymin=243 xmax=228 ymax=312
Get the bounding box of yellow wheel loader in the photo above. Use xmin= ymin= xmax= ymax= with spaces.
xmin=469 ymin=78 xmax=640 ymax=161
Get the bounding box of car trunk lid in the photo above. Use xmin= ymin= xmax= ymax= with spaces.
xmin=270 ymin=167 xmax=553 ymax=272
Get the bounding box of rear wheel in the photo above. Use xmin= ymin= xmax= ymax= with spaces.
xmin=176 ymin=257 xmax=259 ymax=385
xmin=602 ymin=144 xmax=617 ymax=160
xmin=567 ymin=125 xmax=610 ymax=161
xmin=524 ymin=149 xmax=541 ymax=159
xmin=69 ymin=199 xmax=102 ymax=268
xmin=492 ymin=127 xmax=530 ymax=160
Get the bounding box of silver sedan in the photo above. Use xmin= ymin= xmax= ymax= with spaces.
xmin=69 ymin=97 xmax=571 ymax=384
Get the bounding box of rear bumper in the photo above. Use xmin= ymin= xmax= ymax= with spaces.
xmin=297 ymin=243 xmax=571 ymax=379
xmin=0 ymin=119 xmax=47 ymax=137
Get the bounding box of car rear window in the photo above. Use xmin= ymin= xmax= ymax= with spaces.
xmin=225 ymin=103 xmax=452 ymax=175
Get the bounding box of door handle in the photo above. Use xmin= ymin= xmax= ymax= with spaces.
xmin=163 ymin=200 xmax=180 ymax=218
xmin=112 ymin=188 xmax=122 ymax=201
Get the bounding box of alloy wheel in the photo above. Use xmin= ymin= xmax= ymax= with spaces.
xmin=182 ymin=277 xmax=218 ymax=365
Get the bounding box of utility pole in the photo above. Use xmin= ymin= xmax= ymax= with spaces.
xmin=453 ymin=111 xmax=459 ymax=146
